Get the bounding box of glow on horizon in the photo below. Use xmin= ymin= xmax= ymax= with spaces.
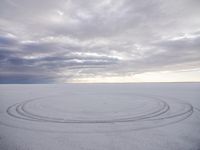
xmin=69 ymin=69 xmax=200 ymax=83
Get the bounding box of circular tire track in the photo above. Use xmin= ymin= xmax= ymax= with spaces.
xmin=0 ymin=94 xmax=194 ymax=133
xmin=8 ymin=98 xmax=169 ymax=124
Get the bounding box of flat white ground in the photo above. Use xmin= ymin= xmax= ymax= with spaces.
xmin=0 ymin=83 xmax=200 ymax=150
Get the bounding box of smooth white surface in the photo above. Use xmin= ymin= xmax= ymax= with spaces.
xmin=0 ymin=83 xmax=200 ymax=150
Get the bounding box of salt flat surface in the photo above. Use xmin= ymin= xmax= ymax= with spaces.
xmin=0 ymin=83 xmax=200 ymax=150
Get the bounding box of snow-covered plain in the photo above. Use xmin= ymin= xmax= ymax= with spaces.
xmin=0 ymin=83 xmax=200 ymax=150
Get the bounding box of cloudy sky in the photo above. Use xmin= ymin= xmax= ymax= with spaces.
xmin=0 ymin=0 xmax=200 ymax=83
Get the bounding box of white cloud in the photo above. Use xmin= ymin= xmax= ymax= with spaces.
xmin=0 ymin=0 xmax=200 ymax=83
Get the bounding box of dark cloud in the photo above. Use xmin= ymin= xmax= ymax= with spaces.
xmin=0 ymin=34 xmax=18 ymax=47
xmin=0 ymin=0 xmax=200 ymax=83
xmin=0 ymin=74 xmax=56 ymax=83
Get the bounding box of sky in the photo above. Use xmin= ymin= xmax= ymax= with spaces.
xmin=0 ymin=0 xmax=200 ymax=83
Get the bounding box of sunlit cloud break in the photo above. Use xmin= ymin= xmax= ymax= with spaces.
xmin=0 ymin=0 xmax=200 ymax=83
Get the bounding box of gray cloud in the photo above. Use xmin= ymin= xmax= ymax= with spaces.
xmin=0 ymin=0 xmax=200 ymax=83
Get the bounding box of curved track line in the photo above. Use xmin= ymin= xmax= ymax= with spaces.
xmin=0 ymin=94 xmax=195 ymax=133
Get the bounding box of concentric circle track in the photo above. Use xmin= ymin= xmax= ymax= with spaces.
xmin=0 ymin=94 xmax=195 ymax=133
